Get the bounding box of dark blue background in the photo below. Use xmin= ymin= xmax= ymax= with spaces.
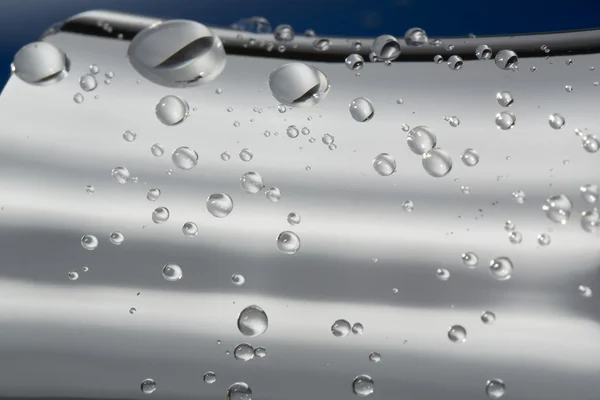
xmin=0 ymin=0 xmax=598 ymax=88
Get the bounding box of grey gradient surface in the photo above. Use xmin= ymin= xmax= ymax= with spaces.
xmin=0 ymin=10 xmax=599 ymax=400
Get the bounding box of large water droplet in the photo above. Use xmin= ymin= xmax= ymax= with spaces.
xmin=495 ymin=112 xmax=516 ymax=130
xmin=111 ymin=167 xmax=130 ymax=184
xmin=234 ymin=343 xmax=255 ymax=361
xmin=352 ymin=374 xmax=374 ymax=396
xmin=182 ymin=222 xmax=198 ymax=237
xmin=485 ymin=379 xmax=506 ymax=399
xmin=227 ymin=382 xmax=252 ymax=400
xmin=549 ymin=113 xmax=565 ymax=129
xmin=349 ymin=97 xmax=374 ymax=122
xmin=372 ymin=35 xmax=400 ymax=61
xmin=12 ymin=42 xmax=69 ymax=85
xmin=162 ymin=263 xmax=183 ymax=281
xmin=581 ymin=208 xmax=600 ymax=233
xmin=152 ymin=206 xmax=170 ymax=223
xmin=203 ymin=371 xmax=216 ymax=384
xmin=345 ymin=54 xmax=364 ymax=70
xmin=156 ymin=95 xmax=189 ymax=126
xmin=448 ymin=325 xmax=467 ymax=343
xmin=481 ymin=311 xmax=496 ymax=325
xmin=494 ymin=50 xmax=518 ymax=70
xmin=460 ymin=148 xmax=479 ymax=166
xmin=127 ymin=20 xmax=226 ymax=87
xmin=496 ymin=91 xmax=513 ymax=107
xmin=268 ymin=63 xmax=330 ymax=107
xmin=404 ymin=27 xmax=428 ymax=46
xmin=240 ymin=172 xmax=264 ymax=194
xmin=407 ymin=126 xmax=436 ymax=155
xmin=238 ymin=305 xmax=268 ymax=337
xmin=462 ymin=252 xmax=478 ymax=268
xmin=141 ymin=378 xmax=156 ymax=394
xmin=109 ymin=231 xmax=124 ymax=245
xmin=542 ymin=194 xmax=572 ymax=224
xmin=276 ymin=231 xmax=300 ymax=254
xmin=422 ymin=148 xmax=452 ymax=177
xmin=79 ymin=74 xmax=97 ymax=91
xmin=81 ymin=234 xmax=98 ymax=250
xmin=373 ymin=153 xmax=396 ymax=176
xmin=489 ymin=257 xmax=513 ymax=280
xmin=207 ymin=193 xmax=234 ymax=218
xmin=476 ymin=44 xmax=492 ymax=60
xmin=581 ymin=184 xmax=599 ymax=204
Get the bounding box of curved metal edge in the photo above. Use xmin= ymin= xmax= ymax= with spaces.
xmin=52 ymin=9 xmax=600 ymax=62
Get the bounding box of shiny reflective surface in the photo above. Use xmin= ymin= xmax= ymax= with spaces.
xmin=0 ymin=10 xmax=600 ymax=400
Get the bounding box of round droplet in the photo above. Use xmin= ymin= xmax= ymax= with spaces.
xmin=352 ymin=322 xmax=364 ymax=335
xmin=121 ymin=130 xmax=136 ymax=142
xmin=407 ymin=126 xmax=436 ymax=155
xmin=476 ymin=44 xmax=492 ymax=60
xmin=152 ymin=206 xmax=170 ymax=224
xmin=512 ymin=190 xmax=526 ymax=204
xmin=254 ymin=347 xmax=267 ymax=358
xmin=372 ymin=153 xmax=396 ymax=176
xmin=404 ymin=27 xmax=428 ymax=46
xmin=276 ymin=231 xmax=300 ymax=254
xmin=85 ymin=185 xmax=95 ymax=194
xmin=68 ymin=270 xmax=79 ymax=281
xmin=156 ymin=95 xmax=189 ymax=126
xmin=79 ymin=74 xmax=97 ymax=91
xmin=369 ymin=352 xmax=381 ymax=363
xmin=481 ymin=311 xmax=496 ymax=325
xmin=549 ymin=113 xmax=565 ymax=129
xmin=495 ymin=50 xmax=518 ymax=70
xmin=489 ymin=257 xmax=513 ymax=281
xmin=239 ymin=148 xmax=254 ymax=162
xmin=240 ymin=172 xmax=264 ymax=194
xmin=447 ymin=116 xmax=460 ymax=127
xmin=171 ymin=146 xmax=198 ymax=170
xmin=537 ymin=233 xmax=551 ymax=246
xmin=81 ymin=234 xmax=98 ymax=250
xmin=162 ymin=263 xmax=182 ymax=281
xmin=402 ymin=200 xmax=414 ymax=212
xmin=221 ymin=151 xmax=231 ymax=161
xmin=286 ymin=125 xmax=299 ymax=138
xmin=232 ymin=273 xmax=246 ymax=286
xmin=237 ymin=305 xmax=268 ymax=337
xmin=495 ymin=112 xmax=516 ymax=130
xmin=301 ymin=127 xmax=310 ymax=135
xmin=89 ymin=64 xmax=99 ymax=74
xmin=579 ymin=285 xmax=593 ymax=298
xmin=182 ymin=222 xmax=198 ymax=237
xmin=111 ymin=166 xmax=130 ymax=184
xmin=581 ymin=208 xmax=600 ymax=233
xmin=127 ymin=20 xmax=226 ymax=87
xmin=485 ymin=379 xmax=506 ymax=399
xmin=352 ymin=374 xmax=374 ymax=396
xmin=129 ymin=307 xmax=136 ymax=314
xmin=207 ymin=193 xmax=234 ymax=218
xmin=345 ymin=54 xmax=364 ymax=70
xmin=349 ymin=97 xmax=375 ymax=122
xmin=422 ymin=147 xmax=452 ymax=178
xmin=147 ymin=188 xmax=161 ymax=202
xmin=448 ymin=325 xmax=467 ymax=343
xmin=372 ymin=35 xmax=400 ymax=61
xmin=203 ymin=371 xmax=216 ymax=384
xmin=581 ymin=184 xmax=599 ymax=204
xmin=508 ymin=231 xmax=522 ymax=244
xmin=504 ymin=220 xmax=515 ymax=231
xmin=287 ymin=212 xmax=301 ymax=226
xmin=141 ymin=378 xmax=156 ymax=394
xmin=109 ymin=231 xmax=124 ymax=245
xmin=542 ymin=194 xmax=573 ymax=224
xmin=227 ymin=382 xmax=252 ymax=400
xmin=322 ymin=133 xmax=335 ymax=145
xmin=12 ymin=42 xmax=69 ymax=85
xmin=437 ymin=268 xmax=451 ymax=281
xmin=73 ymin=93 xmax=84 ymax=103
xmin=266 ymin=187 xmax=281 ymax=202
xmin=460 ymin=149 xmax=479 ymax=167
xmin=447 ymin=55 xmax=463 ymax=70
xmin=150 ymin=143 xmax=164 ymax=157
xmin=434 ymin=55 xmax=443 ymax=64
xmin=582 ymin=135 xmax=600 ymax=153
xmin=274 ymin=24 xmax=294 ymax=41
xmin=496 ymin=91 xmax=513 ymax=107
xmin=105 ymin=70 xmax=114 ymax=78
xmin=331 ymin=319 xmax=351 ymax=337
xmin=268 ymin=63 xmax=330 ymax=107
xmin=462 ymin=252 xmax=478 ymax=268
xmin=234 ymin=343 xmax=255 ymax=361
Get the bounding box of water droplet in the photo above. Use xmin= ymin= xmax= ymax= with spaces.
xmin=140 ymin=378 xmax=156 ymax=394
xmin=407 ymin=126 xmax=436 ymax=155
xmin=565 ymin=85 xmax=573 ymax=93
xmin=238 ymin=305 xmax=268 ymax=337
xmin=404 ymin=27 xmax=428 ymax=46
xmin=79 ymin=74 xmax=97 ymax=91
xmin=266 ymin=187 xmax=281 ymax=202
xmin=227 ymin=382 xmax=252 ymax=400
xmin=105 ymin=70 xmax=114 ymax=78
xmin=121 ymin=130 xmax=136 ymax=142
xmin=447 ymin=116 xmax=460 ymax=127
xmin=234 ymin=343 xmax=255 ymax=361
xmin=422 ymin=148 xmax=452 ymax=178
xmin=403 ymin=200 xmax=414 ymax=212
xmin=301 ymin=127 xmax=310 ymax=135
xmin=504 ymin=221 xmax=516 ymax=232
xmin=286 ymin=125 xmax=299 ymax=138
xmin=240 ymin=172 xmax=264 ymax=194
xmin=322 ymin=133 xmax=335 ymax=145
xmin=85 ymin=185 xmax=95 ymax=194
xmin=112 ymin=166 xmax=131 ymax=184
xmin=207 ymin=193 xmax=234 ymax=218
xmin=434 ymin=55 xmax=443 ymax=64
xmin=495 ymin=112 xmax=516 ymax=130
xmin=345 ymin=54 xmax=364 ymax=70
xmin=171 ymin=146 xmax=198 ymax=170
xmin=579 ymin=285 xmax=593 ymax=298
xmin=581 ymin=184 xmax=599 ymax=204
xmin=287 ymin=212 xmax=301 ymax=225
xmin=448 ymin=325 xmax=467 ymax=343
xmin=485 ymin=379 xmax=506 ymax=399
xmin=127 ymin=20 xmax=226 ymax=87
xmin=109 ymin=231 xmax=124 ymax=245
xmin=512 ymin=189 xmax=526 ymax=204
xmin=396 ymin=99 xmax=404 ymax=105
xmin=274 ymin=24 xmax=294 ymax=41
xmin=89 ymin=64 xmax=99 ymax=74
xmin=232 ymin=273 xmax=246 ymax=286
xmin=372 ymin=35 xmax=400 ymax=61
xmin=489 ymin=257 xmax=513 ymax=280
xmin=581 ymin=208 xmax=600 ymax=233
xmin=81 ymin=234 xmax=98 ymax=250
xmin=401 ymin=123 xmax=410 ymax=132
xmin=352 ymin=322 xmax=364 ymax=335
xmin=221 ymin=151 xmax=231 ymax=161
xmin=476 ymin=44 xmax=492 ymax=60
xmin=128 ymin=307 xmax=136 ymax=314
xmin=268 ymin=63 xmax=330 ymax=107
xmin=239 ymin=148 xmax=254 ymax=162
xmin=155 ymin=95 xmax=189 ymax=126
xmin=369 ymin=352 xmax=381 ymax=362
xmin=537 ymin=233 xmax=551 ymax=246
xmin=437 ymin=268 xmax=451 ymax=281
xmin=530 ymin=66 xmax=537 ymax=72
xmin=582 ymin=135 xmax=600 ymax=153
xmin=276 ymin=231 xmax=300 ymax=254
xmin=352 ymin=374 xmax=374 ymax=396
xmin=12 ymin=42 xmax=69 ymax=85
xmin=481 ymin=311 xmax=496 ymax=325
xmin=152 ymin=207 xmax=170 ymax=224
xmin=182 ymin=222 xmax=198 ymax=237
xmin=462 ymin=252 xmax=478 ymax=268
xmin=147 ymin=188 xmax=161 ymax=202
xmin=460 ymin=149 xmax=479 ymax=166
xmin=331 ymin=319 xmax=351 ymax=337
xmin=548 ymin=113 xmax=565 ymax=129
xmin=508 ymin=231 xmax=522 ymax=244
xmin=542 ymin=194 xmax=573 ymax=224
xmin=447 ymin=55 xmax=463 ymax=70
xmin=254 ymin=347 xmax=267 ymax=358
xmin=495 ymin=49 xmax=518 ymax=70
xmin=203 ymin=371 xmax=216 ymax=384
xmin=68 ymin=270 xmax=79 ymax=281
xmin=313 ymin=38 xmax=331 ymax=51
xmin=162 ymin=263 xmax=182 ymax=281
xmin=496 ymin=91 xmax=513 ymax=107
xmin=73 ymin=93 xmax=84 ymax=104
xmin=372 ymin=153 xmax=396 ymax=176
xmin=431 ymin=38 xmax=442 ymax=46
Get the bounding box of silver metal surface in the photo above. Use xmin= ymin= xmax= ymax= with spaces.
xmin=0 ymin=10 xmax=599 ymax=400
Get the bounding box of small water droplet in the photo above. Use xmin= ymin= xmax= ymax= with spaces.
xmin=105 ymin=70 xmax=114 ymax=78
xmin=407 ymin=126 xmax=436 ymax=155
xmin=581 ymin=184 xmax=599 ymax=204
xmin=276 ymin=231 xmax=300 ymax=254
xmin=268 ymin=62 xmax=329 ymax=107
xmin=81 ymin=234 xmax=98 ymax=250
xmin=207 ymin=193 xmax=234 ymax=218
xmin=121 ymin=130 xmax=136 ymax=142
xmin=172 ymin=146 xmax=198 ymax=170
xmin=109 ymin=231 xmax=124 ymax=245
xmin=332 ymin=319 xmax=351 ymax=337
xmin=512 ymin=189 xmax=526 ymax=204
xmin=140 ymin=378 xmax=156 ymax=394
xmin=238 ymin=305 xmax=268 ymax=336
xmin=322 ymin=133 xmax=335 ymax=145
xmin=73 ymin=93 xmax=84 ymax=103
xmin=496 ymin=91 xmax=513 ymax=107
xmin=352 ymin=374 xmax=375 ymax=396
xmin=489 ymin=257 xmax=513 ymax=280
xmin=349 ymin=97 xmax=375 ymax=122
xmin=203 ymin=371 xmax=216 ymax=384
xmin=581 ymin=208 xmax=600 ymax=233
xmin=227 ymin=382 xmax=252 ymax=400
xmin=68 ymin=270 xmax=79 ymax=281
xmin=504 ymin=220 xmax=516 ymax=231
xmin=352 ymin=322 xmax=364 ymax=335
xmin=508 ymin=231 xmax=522 ymax=244
xmin=129 ymin=307 xmax=136 ymax=314
xmin=287 ymin=212 xmax=301 ymax=225
xmin=182 ymin=222 xmax=198 ymax=237
xmin=495 ymin=49 xmax=518 ymax=70
xmin=147 ymin=188 xmax=161 ymax=202
xmin=475 ymin=44 xmax=492 ymax=60
xmin=162 ymin=263 xmax=182 ymax=281
xmin=462 ymin=252 xmax=478 ymax=268
xmin=434 ymin=55 xmax=443 ymax=64
xmin=79 ymin=74 xmax=97 ymax=91
xmin=266 ymin=187 xmax=281 ymax=202
xmin=150 ymin=143 xmax=164 ymax=157
xmin=495 ymin=112 xmax=516 ymax=130
xmin=447 ymin=55 xmax=463 ymax=70
xmin=234 ymin=343 xmax=255 ymax=361
xmin=537 ymin=233 xmax=551 ymax=246
xmin=345 ymin=54 xmax=364 ymax=70
xmin=372 ymin=35 xmax=401 ymax=61
xmin=422 ymin=147 xmax=452 ymax=178
xmin=447 ymin=116 xmax=460 ymax=127
xmin=85 ymin=185 xmax=95 ymax=194
xmin=274 ymin=24 xmax=294 ymax=41
xmin=460 ymin=149 xmax=479 ymax=166
xmin=485 ymin=379 xmax=506 ymax=399
xmin=404 ymin=27 xmax=428 ymax=46
xmin=481 ymin=311 xmax=496 ymax=325
xmin=565 ymin=85 xmax=573 ymax=92
xmin=301 ymin=127 xmax=310 ymax=135
xmin=155 ymin=95 xmax=189 ymax=126
xmin=530 ymin=66 xmax=537 ymax=72
xmin=254 ymin=347 xmax=266 ymax=358
xmin=111 ymin=167 xmax=130 ymax=184
xmin=582 ymin=135 xmax=600 ymax=153
xmin=373 ymin=153 xmax=396 ymax=176
xmin=232 ymin=273 xmax=246 ymax=286
xmin=152 ymin=206 xmax=170 ymax=223
xmin=286 ymin=125 xmax=300 ymax=138
xmin=239 ymin=148 xmax=254 ymax=161
xmin=579 ymin=285 xmax=593 ymax=298
xmin=549 ymin=113 xmax=565 ymax=129
xmin=369 ymin=352 xmax=381 ymax=363
xmin=402 ymin=200 xmax=414 ymax=212
xmin=446 ymin=44 xmax=455 ymax=51
xmin=448 ymin=325 xmax=467 ymax=343
xmin=437 ymin=268 xmax=451 ymax=281
xmin=221 ymin=151 xmax=231 ymax=161
xmin=240 ymin=172 xmax=264 ymax=194
xmin=542 ymin=194 xmax=573 ymax=224
xmin=313 ymin=38 xmax=331 ymax=51
xmin=12 ymin=42 xmax=69 ymax=85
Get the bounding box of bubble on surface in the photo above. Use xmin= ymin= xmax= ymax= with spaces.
xmin=207 ymin=193 xmax=234 ymax=218
xmin=404 ymin=27 xmax=428 ymax=46
xmin=111 ymin=167 xmax=130 ymax=184
xmin=542 ymin=194 xmax=573 ymax=224
xmin=485 ymin=379 xmax=506 ymax=399
xmin=322 ymin=133 xmax=335 ymax=145
xmin=504 ymin=220 xmax=515 ymax=231
xmin=122 ymin=130 xmax=136 ymax=142
xmin=171 ymin=146 xmax=198 ymax=170
xmin=141 ymin=378 xmax=156 ymax=394
xmin=422 ymin=147 xmax=452 ymax=177
xmin=496 ymin=91 xmax=513 ymax=107
xmin=349 ymin=97 xmax=374 ymax=122
xmin=81 ymin=234 xmax=98 ymax=250
xmin=156 ymin=95 xmax=189 ymax=126
xmin=73 ymin=93 xmax=84 ymax=104
xmin=495 ymin=50 xmax=518 ymax=70
xmin=345 ymin=54 xmax=364 ymax=70
xmin=109 ymin=231 xmax=124 ymax=245
xmin=371 ymin=35 xmax=400 ymax=61
xmin=373 ymin=153 xmax=396 ymax=176
xmin=434 ymin=55 xmax=443 ymax=64
xmin=489 ymin=257 xmax=513 ymax=280
xmin=476 ymin=44 xmax=492 ymax=60
xmin=238 ymin=305 xmax=268 ymax=337
xmin=150 ymin=143 xmax=164 ymax=157
xmin=182 ymin=222 xmax=198 ymax=237
xmin=448 ymin=325 xmax=467 ymax=343
xmin=313 ymin=38 xmax=331 ymax=51
xmin=12 ymin=42 xmax=70 ymax=85
xmin=447 ymin=55 xmax=463 ymax=70
xmin=254 ymin=347 xmax=267 ymax=358
xmin=447 ymin=116 xmax=460 ymax=127
xmin=549 ymin=113 xmax=565 ymax=129
xmin=286 ymin=125 xmax=300 ymax=138
xmin=495 ymin=112 xmax=516 ymax=130
xmin=227 ymin=382 xmax=252 ymax=400
xmin=331 ymin=319 xmax=351 ymax=337
xmin=274 ymin=24 xmax=294 ymax=41
xmin=512 ymin=189 xmax=526 ymax=204
xmin=241 ymin=172 xmax=264 ymax=194
xmin=276 ymin=231 xmax=300 ymax=254
xmin=268 ymin=63 xmax=330 ymax=107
